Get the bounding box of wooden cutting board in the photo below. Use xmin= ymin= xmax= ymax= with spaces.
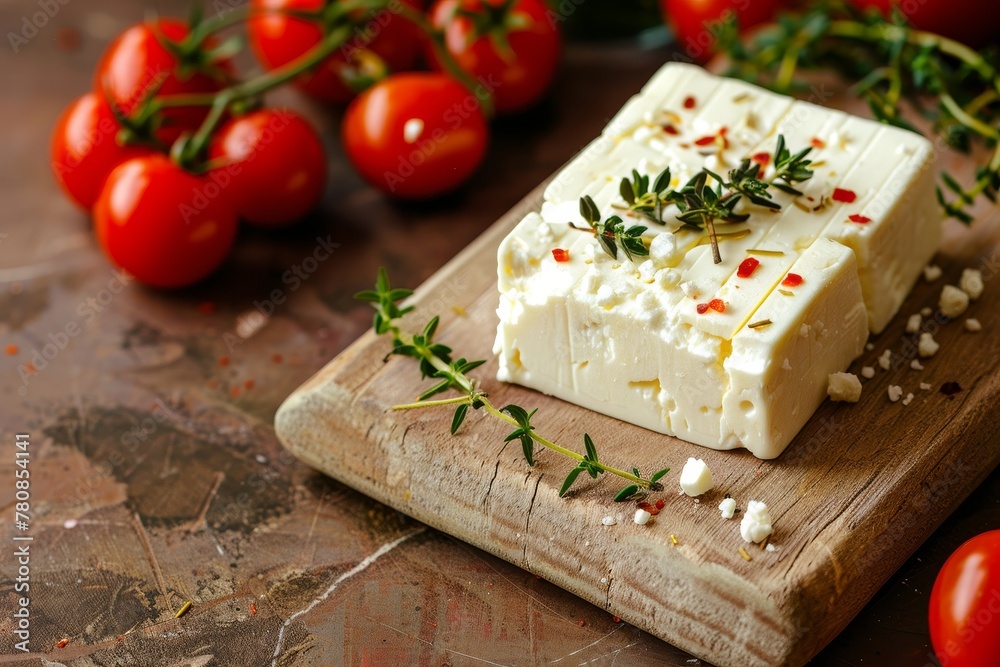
xmin=275 ymin=136 xmax=1000 ymax=666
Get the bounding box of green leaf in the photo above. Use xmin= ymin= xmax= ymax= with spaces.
xmin=583 ymin=433 xmax=598 ymax=462
xmin=559 ymin=466 xmax=584 ymax=497
xmin=620 ymin=178 xmax=635 ymax=205
xmin=504 ymin=427 xmax=526 ymax=443
xmin=418 ymin=379 xmax=451 ymax=401
xmin=459 ymin=359 xmax=487 ymax=373
xmin=501 ymin=404 xmax=530 ymax=428
xmin=354 ymin=289 xmax=380 ymax=302
xmin=423 ymin=316 xmax=440 ymax=341
xmin=376 ymin=266 xmax=390 ymax=294
xmin=387 ymin=288 xmax=413 ymax=302
xmin=613 ymin=484 xmax=640 ymax=502
xmin=579 ymin=195 xmax=600 ymax=225
xmin=451 ymin=404 xmax=469 ymax=435
xmin=521 ymin=435 xmax=535 ymax=467
xmin=653 ymin=168 xmax=672 ymax=194
xmin=650 ymin=467 xmax=671 ymax=484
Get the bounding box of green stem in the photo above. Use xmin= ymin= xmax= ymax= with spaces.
xmin=185 ymin=7 xmax=252 ymax=48
xmin=394 ymin=396 xmax=472 ymax=410
xmin=941 ymin=93 xmax=1000 ymax=141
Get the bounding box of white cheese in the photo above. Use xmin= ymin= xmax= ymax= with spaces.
xmin=939 ymin=285 xmax=969 ymax=318
xmin=888 ymin=385 xmax=903 ymax=402
xmin=905 ymin=313 xmax=922 ymax=334
xmin=902 ymin=392 xmax=915 ymax=406
xmin=910 ymin=359 xmax=924 ymax=371
xmin=719 ymin=497 xmax=737 ymax=519
xmin=861 ymin=366 xmax=875 ymax=379
xmin=740 ymin=500 xmax=773 ymax=544
xmin=634 ymin=508 xmax=652 ymax=525
xmin=924 ymin=265 xmax=943 ymax=282
xmin=918 ymin=332 xmax=940 ymax=358
xmin=921 ymin=306 xmax=933 ymax=317
xmin=878 ymin=349 xmax=893 ymax=370
xmin=495 ymin=63 xmax=938 ymax=459
xmin=965 ymin=318 xmax=982 ymax=332
xmin=601 ymin=516 xmax=616 ymax=526
xmin=827 ymin=372 xmax=862 ymax=402
xmin=920 ymin=382 xmax=932 ymax=390
xmin=679 ymin=458 xmax=714 ymax=497
xmin=960 ymin=268 xmax=984 ymax=300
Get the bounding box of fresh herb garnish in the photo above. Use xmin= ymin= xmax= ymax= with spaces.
xmin=718 ymin=0 xmax=1000 ymax=223
xmin=579 ymin=195 xmax=650 ymax=262
xmin=357 ymin=268 xmax=669 ymax=500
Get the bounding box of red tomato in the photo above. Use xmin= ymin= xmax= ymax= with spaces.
xmin=426 ymin=0 xmax=561 ymax=114
xmin=342 ymin=72 xmax=489 ymax=198
xmin=94 ymin=155 xmax=238 ymax=288
xmin=207 ymin=109 xmax=328 ymax=227
xmin=248 ymin=0 xmax=423 ymax=105
xmin=850 ymin=0 xmax=1000 ymax=48
xmin=50 ymin=93 xmax=154 ymax=210
xmin=95 ymin=19 xmax=230 ymax=145
xmin=929 ymin=530 xmax=1000 ymax=667
xmin=660 ymin=0 xmax=782 ymax=62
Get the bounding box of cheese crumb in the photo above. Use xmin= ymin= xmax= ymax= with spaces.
xmin=719 ymin=497 xmax=737 ymax=519
xmin=827 ymin=372 xmax=862 ymax=402
xmin=921 ymin=307 xmax=933 ymax=317
xmin=965 ymin=318 xmax=982 ymax=332
xmin=920 ymin=382 xmax=932 ymax=390
xmin=918 ymin=332 xmax=940 ymax=358
xmin=923 ymin=264 xmax=943 ymax=282
xmin=634 ymin=508 xmax=651 ymax=526
xmin=782 ymin=358 xmax=792 ymax=371
xmin=865 ymin=342 xmax=875 ymax=351
xmin=939 ymin=285 xmax=969 ymax=318
xmin=905 ymin=314 xmax=922 ymax=334
xmin=910 ymin=359 xmax=924 ymax=371
xmin=799 ymin=323 xmax=811 ymax=337
xmin=740 ymin=500 xmax=773 ymax=544
xmin=679 ymin=458 xmax=714 ymax=497
xmin=960 ymin=268 xmax=984 ymax=300
xmin=888 ymin=385 xmax=903 ymax=402
xmin=637 ymin=260 xmax=656 ymax=283
xmin=861 ymin=366 xmax=875 ymax=379
xmin=601 ymin=516 xmax=616 ymax=526
xmin=878 ymin=349 xmax=892 ymax=370
xmin=902 ymin=392 xmax=915 ymax=406
xmin=596 ymin=285 xmax=616 ymax=308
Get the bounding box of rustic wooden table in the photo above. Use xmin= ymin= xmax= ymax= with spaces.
xmin=1 ymin=1 xmax=997 ymax=665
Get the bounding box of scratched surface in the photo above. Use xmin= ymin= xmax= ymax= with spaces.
xmin=0 ymin=1 xmax=997 ymax=665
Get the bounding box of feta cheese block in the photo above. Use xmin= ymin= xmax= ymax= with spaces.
xmin=494 ymin=63 xmax=939 ymax=459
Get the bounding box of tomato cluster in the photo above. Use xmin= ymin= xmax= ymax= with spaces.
xmin=50 ymin=0 xmax=561 ymax=288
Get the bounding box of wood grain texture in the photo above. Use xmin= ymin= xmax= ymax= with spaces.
xmin=276 ymin=156 xmax=1000 ymax=667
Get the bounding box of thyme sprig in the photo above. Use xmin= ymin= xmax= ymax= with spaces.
xmin=575 ymin=134 xmax=812 ymax=264
xmin=718 ymin=0 xmax=1000 ymax=223
xmin=358 ymin=268 xmax=669 ymax=500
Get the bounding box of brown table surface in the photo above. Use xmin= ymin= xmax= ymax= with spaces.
xmin=1 ymin=1 xmax=997 ymax=665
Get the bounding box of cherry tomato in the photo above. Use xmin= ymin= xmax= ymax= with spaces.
xmin=248 ymin=0 xmax=423 ymax=105
xmin=50 ymin=93 xmax=154 ymax=211
xmin=95 ymin=19 xmax=231 ymax=145
xmin=659 ymin=0 xmax=782 ymax=62
xmin=850 ymin=1 xmax=1000 ymax=48
xmin=929 ymin=530 xmax=1000 ymax=667
xmin=426 ymin=0 xmax=561 ymax=114
xmin=207 ymin=109 xmax=328 ymax=227
xmin=94 ymin=155 xmax=238 ymax=288
xmin=342 ymin=72 xmax=489 ymax=198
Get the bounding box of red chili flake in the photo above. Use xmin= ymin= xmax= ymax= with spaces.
xmin=637 ymin=500 xmax=660 ymax=516
xmin=655 ymin=499 xmax=665 ymax=510
xmin=5 ymin=344 xmax=17 ymax=355
xmin=578 ymin=620 xmax=586 ymax=627
xmin=431 ymin=622 xmax=438 ymax=627
xmin=57 ymin=638 xmax=69 ymax=649
xmin=486 ymin=582 xmax=494 ymax=587
xmin=782 ymin=273 xmax=804 ymax=287
xmin=683 ymin=95 xmax=696 ymax=109
xmin=218 ymin=356 xmax=230 ymax=367
xmin=696 ymin=303 xmax=710 ymax=315
xmin=848 ymin=214 xmax=872 ymax=224
xmin=810 ymin=137 xmax=826 ymax=149
xmin=751 ymin=152 xmax=770 ymax=167
xmin=250 ymin=603 xmax=257 ymax=615
xmin=244 ymin=379 xmax=255 ymax=390
xmin=24 ymin=363 xmax=37 ymax=374
xmin=940 ymin=381 xmax=962 ymax=397
xmin=612 ymin=616 xmax=621 ymax=624
xmin=230 ymin=387 xmax=241 ymax=398
xmin=832 ymin=188 xmax=857 ymax=203
xmin=663 ymin=124 xmax=679 ymax=135
xmin=694 ymin=134 xmax=717 ymax=146
xmin=535 ymin=574 xmax=542 ymax=579
xmin=551 ymin=248 xmax=570 ymax=262
xmin=709 ymin=299 xmax=726 ymax=313
xmin=197 ymin=301 xmax=216 ymax=315
xmin=737 ymin=257 xmax=760 ymax=278
xmin=55 ymin=28 xmax=80 ymax=52
xmin=272 ymin=353 xmax=283 ymax=364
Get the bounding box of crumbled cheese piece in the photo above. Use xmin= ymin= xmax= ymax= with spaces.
xmin=939 ymin=285 xmax=969 ymax=319
xmin=799 ymin=323 xmax=811 ymax=337
xmin=923 ymin=264 xmax=943 ymax=282
xmin=910 ymin=359 xmax=924 ymax=371
xmin=601 ymin=516 xmax=616 ymax=526
xmin=740 ymin=500 xmax=773 ymax=544
xmin=718 ymin=497 xmax=737 ymax=519
xmin=782 ymin=358 xmax=792 ymax=371
xmin=878 ymin=349 xmax=893 ymax=370
xmin=861 ymin=366 xmax=875 ymax=379
xmin=765 ymin=543 xmax=777 ymax=552
xmin=902 ymin=392 xmax=915 ymax=406
xmin=680 ymin=281 xmax=698 ymax=299
xmin=905 ymin=314 xmax=922 ymax=334
xmin=827 ymin=372 xmax=862 ymax=402
xmin=965 ymin=318 xmax=982 ymax=332
xmin=865 ymin=342 xmax=875 ymax=351
xmin=920 ymin=382 xmax=932 ymax=390
xmin=637 ymin=260 xmax=657 ymax=283
xmin=960 ymin=268 xmax=984 ymax=300
xmin=679 ymin=458 xmax=714 ymax=497
xmin=920 ymin=307 xmax=933 ymax=317
xmin=634 ymin=508 xmax=651 ymax=525
xmin=596 ymin=284 xmax=616 ymax=308
xmin=888 ymin=385 xmax=903 ymax=402
xmin=918 ymin=332 xmax=940 ymax=358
